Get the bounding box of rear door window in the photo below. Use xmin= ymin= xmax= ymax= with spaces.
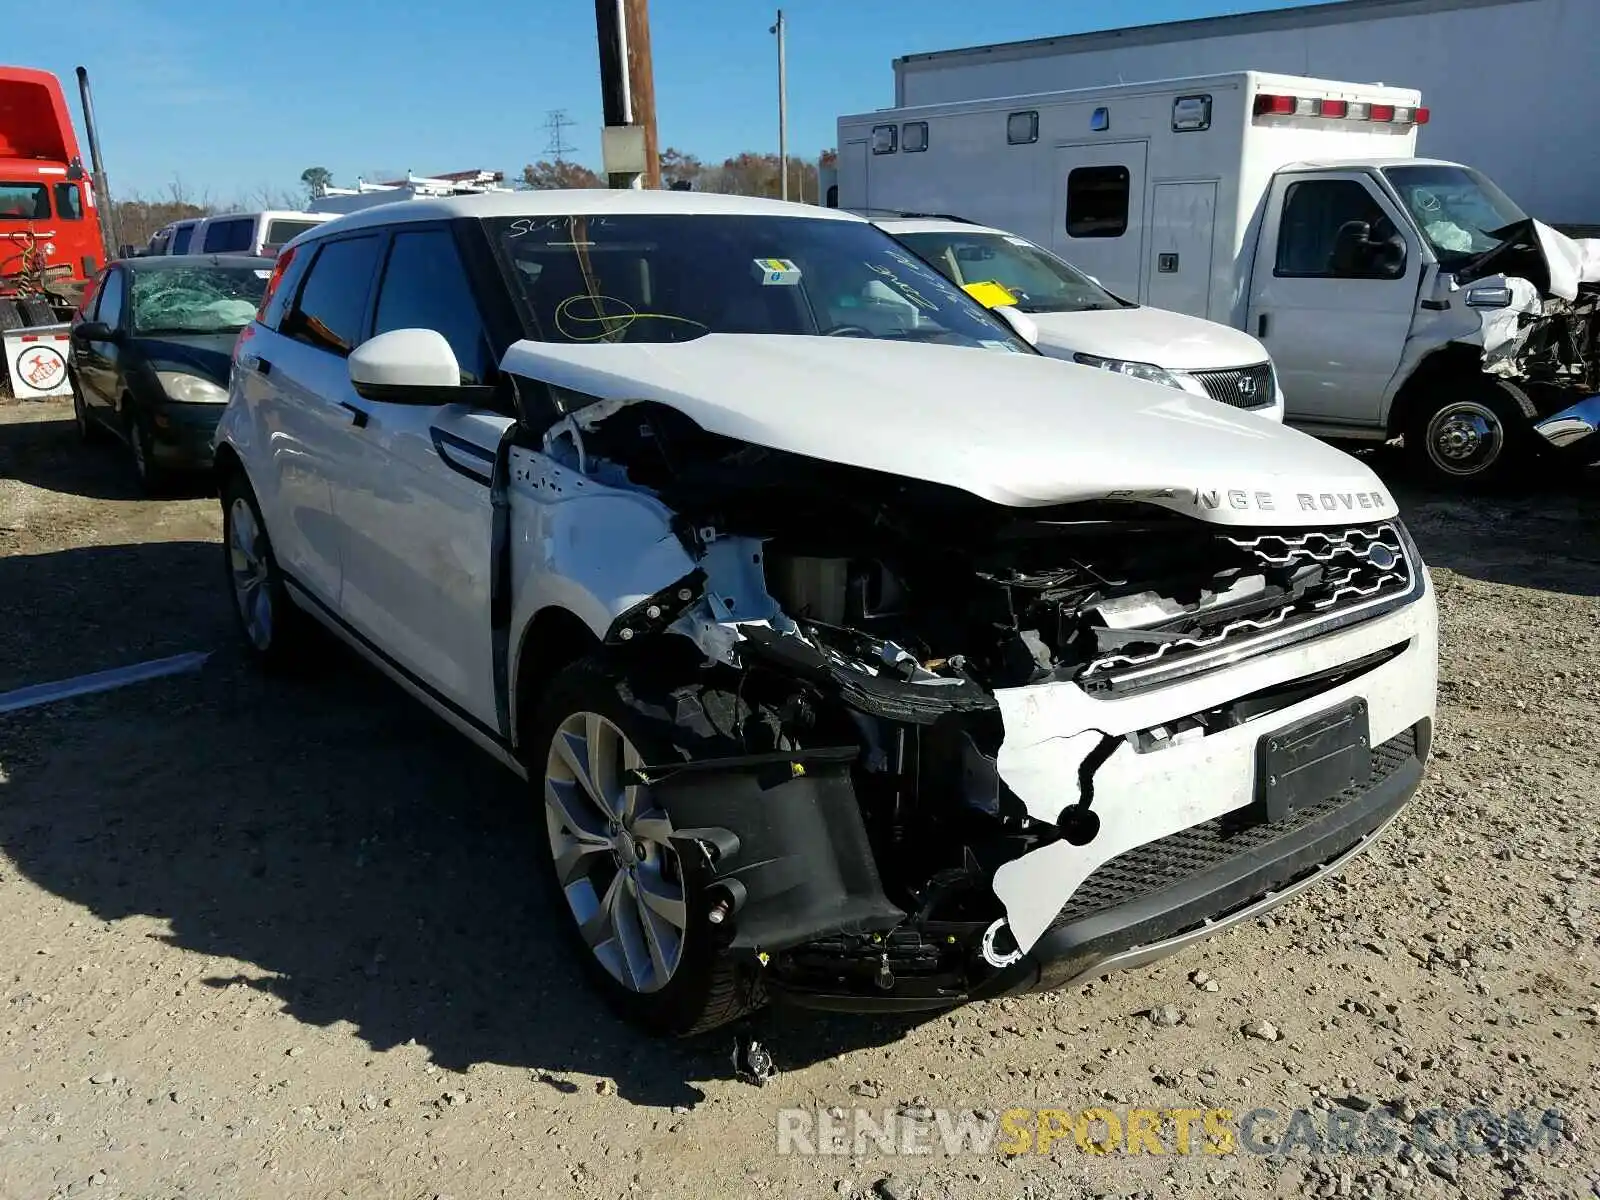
xmin=264 ymin=219 xmax=321 ymax=250
xmin=282 ymin=235 xmax=382 ymax=355
xmin=372 ymin=228 xmax=494 ymax=383
xmin=202 ymin=217 xmax=253 ymax=254
xmin=1065 ymin=166 xmax=1130 ymax=238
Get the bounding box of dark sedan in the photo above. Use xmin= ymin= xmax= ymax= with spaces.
xmin=69 ymin=254 xmax=272 ymax=491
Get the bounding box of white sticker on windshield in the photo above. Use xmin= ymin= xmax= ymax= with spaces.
xmin=1002 ymin=236 xmax=1032 ymax=247
xmin=752 ymin=258 xmax=802 ymax=286
xmin=979 ymin=339 xmax=1021 ymax=353
xmin=254 ymin=269 xmax=272 ymax=278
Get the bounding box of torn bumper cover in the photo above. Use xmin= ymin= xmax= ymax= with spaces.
xmin=1533 ymin=394 xmax=1600 ymax=464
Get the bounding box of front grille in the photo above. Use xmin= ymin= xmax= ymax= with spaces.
xmin=1192 ymin=363 xmax=1275 ymax=410
xmin=1080 ymin=521 xmax=1416 ymax=690
xmin=1049 ymin=725 xmax=1417 ymax=929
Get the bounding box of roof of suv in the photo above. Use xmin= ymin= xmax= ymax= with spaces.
xmin=871 ymin=215 xmax=1012 ymax=238
xmin=294 ymin=189 xmax=864 ymax=243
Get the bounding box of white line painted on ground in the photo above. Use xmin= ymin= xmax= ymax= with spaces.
xmin=0 ymin=651 xmax=212 ymax=716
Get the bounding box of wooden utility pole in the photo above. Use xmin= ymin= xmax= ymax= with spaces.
xmin=595 ymin=0 xmax=661 ymax=189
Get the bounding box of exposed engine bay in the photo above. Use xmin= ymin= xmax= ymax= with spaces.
xmin=531 ymin=394 xmax=1428 ymax=1009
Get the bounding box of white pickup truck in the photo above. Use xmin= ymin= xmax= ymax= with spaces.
xmin=837 ymin=70 xmax=1600 ymax=486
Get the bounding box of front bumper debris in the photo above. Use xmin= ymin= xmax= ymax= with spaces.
xmin=1534 ymin=394 xmax=1600 ymax=465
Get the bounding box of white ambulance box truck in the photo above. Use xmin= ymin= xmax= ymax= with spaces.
xmin=837 ymin=71 xmax=1600 ymax=487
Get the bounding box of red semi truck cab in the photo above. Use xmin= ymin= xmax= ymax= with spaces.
xmin=0 ymin=66 xmax=104 ymax=302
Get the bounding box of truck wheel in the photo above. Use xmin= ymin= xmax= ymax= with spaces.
xmin=530 ymin=656 xmax=758 ymax=1037
xmin=0 ymin=299 xmax=22 ymax=332
xmin=1406 ymin=379 xmax=1536 ymax=489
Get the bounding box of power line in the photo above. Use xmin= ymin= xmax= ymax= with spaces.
xmin=544 ymin=109 xmax=577 ymax=162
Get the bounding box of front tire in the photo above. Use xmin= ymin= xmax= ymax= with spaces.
xmin=1406 ymin=379 xmax=1536 ymax=489
xmin=70 ymin=375 xmax=104 ymax=444
xmin=128 ymin=409 xmax=171 ymax=495
xmin=530 ymin=657 xmax=756 ymax=1037
xmin=220 ymin=470 xmax=308 ymax=670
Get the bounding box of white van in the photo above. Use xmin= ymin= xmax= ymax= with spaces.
xmin=190 ymin=210 xmax=337 ymax=259
xmin=838 ymin=71 xmax=1600 ymax=486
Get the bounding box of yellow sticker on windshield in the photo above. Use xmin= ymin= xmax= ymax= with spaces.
xmin=963 ymin=280 xmax=1018 ymax=309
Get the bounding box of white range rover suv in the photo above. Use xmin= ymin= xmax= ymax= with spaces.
xmin=215 ymin=190 xmax=1437 ymax=1036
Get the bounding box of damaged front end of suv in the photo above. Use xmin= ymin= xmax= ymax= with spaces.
xmin=504 ymin=335 xmax=1438 ymax=1030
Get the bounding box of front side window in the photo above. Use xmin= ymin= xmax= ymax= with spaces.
xmin=1276 ymin=179 xmax=1406 ymax=279
xmin=129 ymin=265 xmax=269 ymax=336
xmin=1065 ymin=166 xmax=1129 ymax=238
xmin=95 ymin=269 xmax=125 ymax=330
xmin=283 ymin=235 xmax=381 ymax=355
xmin=202 ymin=217 xmax=253 ymax=254
xmin=53 ymin=183 xmax=84 ymax=220
xmin=171 ymin=224 xmax=195 ymax=254
xmin=373 ymin=229 xmax=494 ymax=383
xmin=0 ymin=182 xmax=50 ymax=221
xmin=893 ymin=230 xmax=1122 ymax=314
xmin=489 ymin=214 xmax=1031 ymax=352
xmin=1382 ymin=164 xmax=1527 ymax=265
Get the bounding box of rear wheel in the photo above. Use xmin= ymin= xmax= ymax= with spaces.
xmin=1406 ymin=378 xmax=1537 ymax=489
xmin=0 ymin=299 xmax=22 ymax=333
xmin=221 ymin=470 xmax=309 ymax=670
xmin=531 ymin=657 xmax=756 ymax=1036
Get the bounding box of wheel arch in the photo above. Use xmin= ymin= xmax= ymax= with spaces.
xmin=1386 ymin=344 xmax=1486 ymax=440
xmin=511 ymin=605 xmax=603 ymax=752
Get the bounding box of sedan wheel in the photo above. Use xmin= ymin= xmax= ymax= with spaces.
xmin=543 ymin=710 xmax=688 ymax=994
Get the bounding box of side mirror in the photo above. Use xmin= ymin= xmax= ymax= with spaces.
xmin=348 ymin=328 xmax=463 ymax=402
xmin=993 ymin=305 xmax=1039 ymax=346
xmin=74 ymin=321 xmax=117 ymax=343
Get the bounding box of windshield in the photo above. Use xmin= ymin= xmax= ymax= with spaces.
xmin=0 ymin=182 xmax=50 ymax=221
xmin=130 ymin=265 xmax=269 ymax=335
xmin=1383 ymin=165 xmax=1528 ymax=263
xmin=891 ymin=229 xmax=1123 ymax=314
xmin=488 ymin=214 xmax=1031 ymax=351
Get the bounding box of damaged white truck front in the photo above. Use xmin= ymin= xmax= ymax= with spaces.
xmin=500 ymin=332 xmax=1438 ymax=1030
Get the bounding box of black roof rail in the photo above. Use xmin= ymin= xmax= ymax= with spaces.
xmin=845 ymin=206 xmax=977 ymax=223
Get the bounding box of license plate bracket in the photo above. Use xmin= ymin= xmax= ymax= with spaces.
xmin=1255 ymin=698 xmax=1371 ymax=822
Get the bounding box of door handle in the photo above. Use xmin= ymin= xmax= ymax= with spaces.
xmin=245 ymin=354 xmax=272 ymax=376
xmin=1256 ymin=314 xmax=1269 ymax=338
xmin=339 ymin=401 xmax=369 ymax=429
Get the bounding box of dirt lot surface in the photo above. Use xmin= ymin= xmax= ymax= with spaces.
xmin=1 ymin=397 xmax=1596 ymax=1200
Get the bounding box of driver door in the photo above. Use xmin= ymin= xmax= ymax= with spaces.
xmin=1247 ymin=173 xmax=1419 ymax=426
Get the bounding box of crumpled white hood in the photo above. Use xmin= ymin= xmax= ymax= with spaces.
xmin=503 ymin=335 xmax=1397 ymax=526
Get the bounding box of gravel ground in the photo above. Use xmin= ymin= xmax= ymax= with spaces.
xmin=0 ymin=398 xmax=1596 ymax=1200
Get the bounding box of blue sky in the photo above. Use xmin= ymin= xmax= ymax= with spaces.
xmin=16 ymin=0 xmax=1328 ymax=206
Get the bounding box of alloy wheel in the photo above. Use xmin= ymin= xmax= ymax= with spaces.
xmin=228 ymin=497 xmax=273 ymax=650
xmin=544 ymin=711 xmax=688 ymax=993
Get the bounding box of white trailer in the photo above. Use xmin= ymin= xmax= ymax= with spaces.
xmin=890 ymin=0 xmax=1597 ymax=227
xmin=837 ymin=71 xmax=1600 ymax=488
